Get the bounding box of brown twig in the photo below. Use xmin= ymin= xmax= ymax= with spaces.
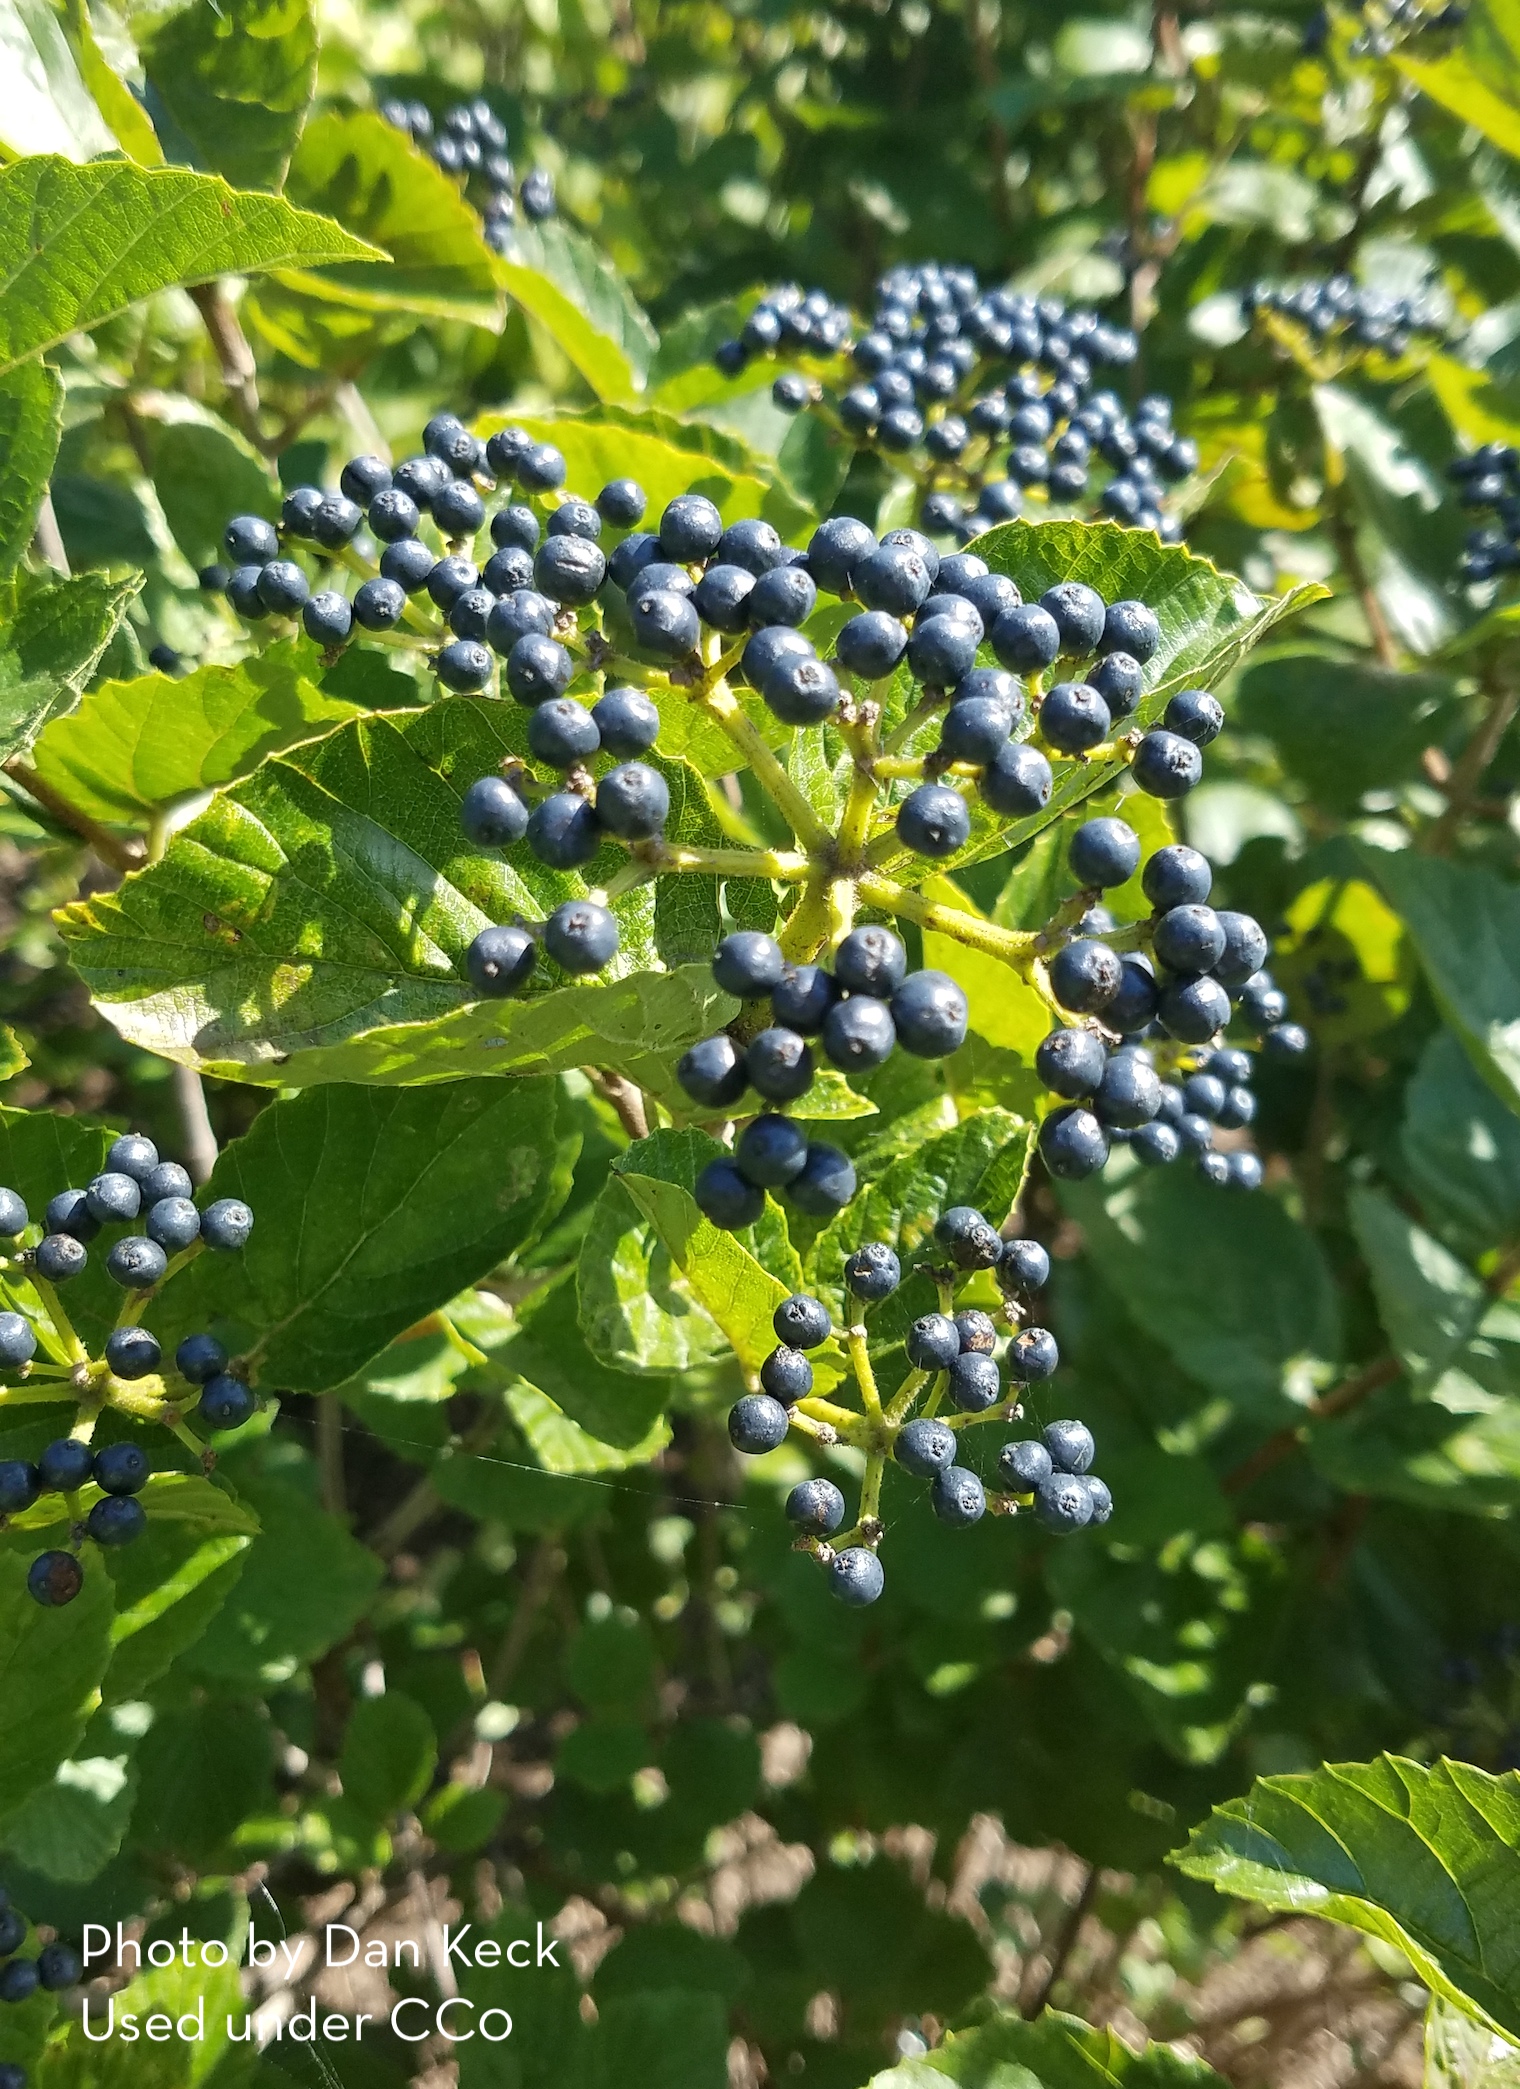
xmin=3 ymin=759 xmax=142 ymax=872
xmin=588 ymin=1068 xmax=649 ymax=1141
xmin=486 ymin=1538 xmax=564 ymax=1698
xmin=1425 ymin=671 xmax=1519 ymax=855
xmin=1222 ymin=1355 xmax=1401 ymax=1496
xmin=172 ymin=1065 xmax=219 ymax=1185
xmin=1021 ymin=1863 xmax=1099 ymax=2019
xmin=189 ymin=282 xmax=262 ymax=447
xmin=1326 ymin=494 xmax=1399 ymax=668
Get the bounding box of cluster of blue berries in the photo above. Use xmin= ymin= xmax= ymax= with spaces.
xmin=1450 ymin=443 xmax=1520 ymax=585
xmin=724 ymin=261 xmax=1195 ymax=542
xmin=0 ymin=1132 xmax=257 ymax=1607
xmin=1243 ymin=277 xmax=1447 ymax=356
xmin=1034 ymin=817 xmax=1307 ymax=1185
xmin=0 ymin=1886 xmax=82 ymax=2039
xmin=378 ymin=96 xmax=554 ymax=249
xmin=728 ymin=1210 xmax=1109 ymax=1605
xmin=679 ymin=927 xmax=967 ymax=1231
xmin=713 ymin=283 xmax=855 ymax=374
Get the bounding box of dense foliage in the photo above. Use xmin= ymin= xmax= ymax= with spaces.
xmin=2 ymin=1 xmax=1520 ymax=2086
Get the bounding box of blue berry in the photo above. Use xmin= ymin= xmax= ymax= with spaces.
xmin=437 ymin=640 xmax=493 ymax=693
xmin=449 ymin=588 xmax=495 ymax=641
xmin=693 ymin=563 xmax=755 ymax=634
xmin=905 ymin=1316 xmax=960 ymax=1372
xmin=1164 ymin=688 xmax=1224 ymax=745
xmin=1044 ymin=1418 xmax=1095 ymax=1472
xmin=39 ymin=1439 xmax=93 ymax=1492
xmin=0 ymin=1312 xmax=34 ymax=1369
xmin=1132 ymin=729 xmax=1203 ymax=798
xmin=106 ymin=1237 xmax=167 ymax=1289
xmin=747 ymin=1028 xmax=815 ymax=1103
xmin=176 ymin=1333 xmax=227 ymax=1384
xmin=0 ymin=1908 xmax=23 ymax=1957
xmin=1069 ymin=817 xmax=1140 ymax=889
xmin=487 ymin=590 xmax=557 ymax=651
xmin=786 ymin=1477 xmax=845 ymax=1536
xmin=897 ymin=783 xmax=971 ymax=858
xmin=932 ymin=1466 xmax=986 ymax=1527
xmin=1143 ymin=844 xmax=1211 ymax=910
xmin=844 ymin=1242 xmax=900 ymax=1303
xmin=380 ymin=539 xmax=435 ymax=592
xmin=749 ymin=565 xmax=816 ymax=628
xmin=35 ymin=1234 xmax=87 ymax=1282
xmin=1095 ymin=1052 xmax=1161 ymax=1128
xmin=807 ymin=517 xmax=877 ymax=596
xmin=1049 ymin=938 xmax=1121 ymax=1016
xmin=822 ymin=996 xmax=896 ymax=1073
xmin=482 ymin=546 xmax=534 ymax=594
xmin=466 ymin=924 xmax=537 ymax=997
xmin=592 ymin=688 xmax=660 ymax=757
xmin=1039 ymin=582 xmax=1106 ymax=656
xmin=526 ymin=792 xmax=600 ymax=869
xmin=461 ymin=775 xmax=529 ymax=849
xmin=107 ymin=1134 xmax=159 ymax=1183
xmin=26 ymin=1551 xmax=81 ymax=1606
xmin=143 ymin=1162 xmax=192 ymax=1205
xmin=1132 ymin=1120 xmax=1181 ymax=1166
xmin=889 ymin=971 xmax=967 ymax=1057
xmin=0 ymin=1461 xmax=39 ymax=1513
xmin=631 ymin=588 xmax=701 ymax=660
xmin=528 ymin=699 xmax=600 ymax=769
xmin=761 ymin=1346 xmax=813 ymax=1401
xmin=948 ymin=1351 xmax=1000 ymax=1412
xmin=741 ymin=624 xmax=811 ymax=695
xmin=544 ymin=901 xmax=618 ymax=975
xmin=607 ymin=532 xmax=658 ymax=588
xmin=1010 ymin=1327 xmax=1060 ymax=1381
xmin=955 ymin=1310 xmax=996 ymax=1355
xmin=597 ymin=478 xmax=646 ymax=527
xmin=0 ymin=1958 xmax=36 ymax=2004
xmin=772 ymin=964 xmax=839 ymax=1035
xmin=938 ymin=696 xmax=1012 ymax=765
xmin=1090 ymin=651 xmax=1143 ymax=718
xmin=828 ymin=1547 xmax=884 ymax=1605
xmin=48 ymin=1184 xmax=99 ymax=1236
xmin=1153 ymin=904 xmax=1226 ymax=974
xmin=677 ymin=1035 xmax=748 ymax=1110
xmin=1265 ymin=1020 xmax=1310 ymax=1060
xmin=199 ymin=1198 xmax=252 ymax=1252
xmin=93 ymin=1441 xmax=149 ymax=1496
xmin=774 ymin=1294 xmax=831 ymax=1348
xmin=518 ymin=443 xmax=566 ymax=494
xmin=979 ymin=742 xmax=1051 ymax=819
xmin=907 ymin=611 xmax=981 ymax=686
xmin=697 ymin=1160 xmax=765 ymax=1231
xmin=999 ymin=1240 xmax=1050 ymax=1298
xmin=1183 ymin=1072 xmax=1226 ymax=1120
xmin=1100 ymin=599 xmax=1160 ymax=661
xmin=765 ymin=651 xmax=841 ymax=726
xmin=223 ymin=514 xmax=278 ymax=564
xmin=934 ymin=1205 xmax=1000 ymax=1270
xmin=1039 ymin=1105 xmax=1109 ymax=1180
xmin=735 ymin=1114 xmax=809 ymax=1188
xmin=714 ymin=932 xmax=785 ymax=1000
xmin=834 ymin=926 xmax=907 ymax=996
xmin=257 ymin=559 xmax=310 ymax=615
xmin=1197 ymin=1150 xmax=1232 ymax=1187
xmin=535 ymin=535 xmax=606 ymax=606
xmin=999 ymin=1438 xmax=1053 ymax=1491
xmin=991 ymin=603 xmax=1061 ymax=673
xmin=836 ymin=611 xmax=907 ymax=680
xmin=1108 ymin=957 xmax=1159 ymax=1034
xmin=728 ymin=1392 xmax=789 ymax=1453
xmin=146 ymin=1197 xmax=201 ymax=1252
xmin=1039 ymin=681 xmax=1111 ymax=754
xmin=367 ymin=487 xmax=417 ymax=542
xmin=1083 ymin=1476 xmax=1114 ymax=1524
xmin=36 ymin=1941 xmax=83 ymax=1990
xmin=196 ymin=1373 xmax=255 ymax=1430
xmin=1215 ymin=911 xmax=1270 ymax=988
xmin=785 ymin=1142 xmax=856 ymax=1216
xmin=0 ymin=1189 xmax=26 ymax=1238
xmin=506 ymin=634 xmax=571 ymax=705
xmin=854 ymin=543 xmax=933 ymax=617
xmin=659 ymin=494 xmax=723 ymax=563
xmin=310 ymin=493 xmax=363 ymax=549
xmin=1034 ymin=1472 xmax=1094 ymax=1533
xmin=105 ymin=1326 xmax=160 ymax=1380
xmin=1157 ymin=974 xmax=1231 ymax=1043
xmin=227 ymin=565 xmax=271 ymax=620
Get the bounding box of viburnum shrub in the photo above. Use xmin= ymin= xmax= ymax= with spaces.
xmin=4 ymin=1 xmax=1520 ymax=2083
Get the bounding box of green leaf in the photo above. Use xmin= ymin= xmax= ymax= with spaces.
xmin=32 ymin=639 xmax=412 ymax=829
xmin=69 ymin=0 xmax=163 ymax=164
xmin=872 ymin=519 xmax=1324 ymax=878
xmin=1349 ymin=1186 xmax=1517 ymax=1395
xmin=611 ymin=1128 xmax=793 ymax=1374
xmin=1404 ymin=1028 xmax=1520 ymax=1250
xmin=0 ymin=569 xmax=140 ymax=762
xmin=340 ymin=1692 xmax=437 ymax=1821
xmin=139 ymin=0 xmax=317 ymax=193
xmin=1236 ymin=653 xmax=1459 ymax=815
xmin=499 ymin=1282 xmax=673 ymax=1453
xmin=1174 ymin=1754 xmax=1520 ymax=2042
xmin=154 ymin=1079 xmax=568 ymax=1392
xmin=0 ymin=156 xmax=383 ymax=376
xmin=273 ymin=110 xmax=500 ymax=324
xmin=0 ymin=1741 xmax=137 ymax=1884
xmin=181 ymin=1441 xmax=383 ymax=1686
xmin=0 ymin=1548 xmax=114 ymax=1819
xmin=0 ymin=359 xmax=62 ymax=577
xmin=141 ymin=405 xmax=280 ymax=572
xmin=1062 ymin=1160 xmax=1341 ymax=1420
xmin=863 ymin=2007 xmax=1229 ymax=2089
xmin=1397 ymin=2 xmax=1520 ymax=159
xmin=557 ymin=1717 xmax=651 ymax=1793
xmin=37 ymin=1899 xmax=246 ymax=2085
xmin=576 ymin=1178 xmax=732 ymax=1376
xmin=0 ymin=0 xmax=117 ymax=161
xmin=423 ymin=1781 xmax=505 ymax=1855
xmin=131 ymin=1701 xmax=273 ymax=1867
xmin=1367 ymin=848 xmax=1520 ymax=1116
xmin=493 ymin=218 xmax=659 ymax=404
xmin=57 ymin=703 xmax=728 ymax=1087
xmin=572 ymin=1990 xmax=730 ymax=2089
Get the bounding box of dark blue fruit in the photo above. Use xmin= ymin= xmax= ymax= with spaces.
xmin=506 ymin=634 xmax=572 ymax=705
xmin=938 ymin=695 xmax=1012 ymax=766
xmin=1101 ymin=600 xmax=1160 ymax=661
xmin=0 ymin=1957 xmax=38 ymax=2001
xmin=0 ymin=1461 xmax=39 ymax=1513
xmin=836 ymin=611 xmax=907 ymax=680
xmin=1034 ymin=1472 xmax=1094 ymax=1533
xmin=834 ymin=926 xmax=907 ymax=997
xmin=0 ymin=1189 xmax=25 ymax=1237
xmin=1039 ymin=1105 xmax=1109 ymax=1180
xmin=713 ymin=932 xmax=785 ymax=1000
xmin=544 ymin=901 xmax=618 ymax=975
xmin=87 ymin=1495 xmax=147 ymax=1547
xmin=1142 ymin=844 xmax=1211 ymax=911
xmin=528 ymin=698 xmax=600 ymax=769
xmin=461 ymin=775 xmax=529 ymax=849
xmin=905 ymin=1316 xmax=960 ymax=1372
xmin=772 ymin=964 xmax=838 ymax=1035
xmin=761 ymin=1347 xmax=813 ymax=1401
xmin=0 ymin=1312 xmax=35 ymax=1368
xmin=26 ymin=1551 xmax=82 ymax=1606
xmin=1036 ymin=1026 xmax=1106 ymax=1099
xmin=93 ymin=1442 xmax=149 ymax=1495
xmin=106 ymin=1134 xmax=159 ymax=1183
xmin=746 ymin=1028 xmax=814 ymax=1102
xmin=696 ymin=1160 xmax=765 ymax=1231
xmin=948 ymin=1352 xmax=1001 ymax=1412
xmin=1132 ymin=1120 xmax=1181 ymax=1166
xmin=890 ymin=971 xmax=967 ymax=1057
xmin=895 ymin=1417 xmax=956 ymax=1475
xmin=677 ymin=1035 xmax=748 ymax=1110
xmin=786 ymin=1477 xmax=845 ymax=1536
xmin=176 ymin=1333 xmax=227 ymax=1384
xmin=934 ymin=1205 xmax=1001 ymax=1270
xmin=1043 ymin=1418 xmax=1095 ymax=1473
xmin=35 ymin=1234 xmax=87 ymax=1282
xmin=821 ymin=996 xmax=896 ymax=1073
xmin=998 ymin=1237 xmax=1050 ymax=1294
xmin=1164 ymin=688 xmax=1224 ymax=745
xmin=1069 ymin=817 xmax=1140 ymax=889
xmin=1010 ymin=1328 xmax=1060 ymax=1381
xmin=106 ymin=1326 xmax=160 ymax=1381
xmin=592 ymin=687 xmax=661 ymax=757
xmin=785 ymin=1143 xmax=856 ymax=1216
xmin=980 ymin=742 xmax=1052 ymax=817
xmin=843 ymin=1242 xmax=900 ymax=1303
xmin=774 ymin=1294 xmax=832 ymax=1349
xmin=36 ymin=1941 xmax=83 ymax=1990
xmin=897 ymin=783 xmax=971 ymax=858
xmin=991 ymin=603 xmax=1061 ymax=673
xmin=197 ymin=1374 xmax=257 ymax=1430
xmin=38 ymin=1439 xmax=93 ymax=1492
xmin=828 ymin=1547 xmax=884 ymax=1605
xmin=932 ymin=1466 xmax=986 ymax=1526
xmin=146 ymin=1197 xmax=201 ymax=1251
xmin=735 ymin=1114 xmax=809 ymax=1188
xmin=1157 ymin=974 xmax=1231 ymax=1043
xmin=999 ymin=1439 xmax=1053 ymax=1491
xmin=1131 ymin=729 xmax=1204 ymax=798
xmin=1049 ymin=938 xmax=1121 ymax=1016
xmin=1153 ymin=904 xmax=1225 ymax=974
xmin=1039 ymin=681 xmax=1111 ymax=754
xmin=728 ymin=1392 xmax=790 ymax=1453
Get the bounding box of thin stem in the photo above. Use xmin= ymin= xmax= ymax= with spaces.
xmin=29 ymin=1275 xmax=86 ymax=1363
xmin=644 ymin=841 xmax=810 ymax=881
xmin=1426 ymin=673 xmax=1519 ymax=855
xmin=587 ymin=1069 xmax=648 ymax=1142
xmin=699 ymin=681 xmax=834 ymax=854
xmin=794 ymin=1394 xmax=868 ymax=1436
xmin=858 ymin=1451 xmax=885 ymax=1529
xmin=114 ymin=1241 xmax=203 ymax=1329
xmin=1021 ymin=1862 xmax=1098 ymax=2019
xmin=1326 ymin=479 xmax=1398 ymax=669
xmin=172 ymin=1066 xmax=219 ymax=1186
xmin=189 ymin=282 xmax=262 ymax=446
xmin=844 ymin=1327 xmax=884 ymax=1422
xmin=884 ymin=692 xmax=947 ymax=755
xmin=0 ymin=1380 xmax=82 ymax=1405
xmin=4 ymin=761 xmax=141 ymax=872
xmin=857 ymin=872 xmax=1038 ymax=966
xmin=836 ymin=711 xmax=883 ymax=868
xmin=885 ymin=1366 xmax=930 ymax=1427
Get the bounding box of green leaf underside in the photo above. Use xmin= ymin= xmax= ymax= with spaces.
xmin=32 ymin=638 xmax=412 ymax=827
xmin=139 ymin=0 xmax=317 ymax=194
xmin=0 ymin=570 xmax=141 ymax=764
xmin=0 ymin=156 xmax=382 ymax=376
xmin=1174 ymin=1755 xmax=1520 ymax=2043
xmin=274 ymin=109 xmax=501 ymax=322
xmin=493 ymin=217 xmax=659 ymax=404
xmin=56 ymin=700 xmax=736 ymax=1085
xmin=0 ymin=360 xmax=62 ymax=578
xmin=150 ymin=1079 xmax=569 ymax=1390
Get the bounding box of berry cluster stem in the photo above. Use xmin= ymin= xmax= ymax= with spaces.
xmin=699 ymin=680 xmax=835 ymax=854
xmin=855 ymin=873 xmax=1039 ymax=968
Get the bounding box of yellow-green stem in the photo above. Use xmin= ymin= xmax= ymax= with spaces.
xmin=845 ymin=1327 xmax=884 ymax=1422
xmin=699 ymin=682 xmax=835 ymax=853
xmin=29 ymin=1275 xmax=86 ymax=1363
xmin=885 ymin=1365 xmax=931 ymax=1427
xmin=794 ymin=1394 xmax=869 ymax=1437
xmin=856 ymin=872 xmax=1039 ymax=967
xmin=859 ymin=1452 xmax=885 ymax=1529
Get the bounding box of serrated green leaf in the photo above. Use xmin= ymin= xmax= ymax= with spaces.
xmin=577 ymin=1177 xmax=731 ymax=1376
xmin=1237 ymin=653 xmax=1459 ymax=816
xmin=1366 ymin=847 xmax=1520 ymax=1116
xmin=152 ymin=1079 xmax=568 ymax=1392
xmin=611 ymin=1128 xmax=792 ymax=1375
xmin=0 ymin=0 xmax=117 ymax=161
xmin=864 ymin=2006 xmax=1228 ymax=2089
xmin=0 ymin=568 xmax=140 ymax=763
xmin=492 ymin=1269 xmax=672 ymax=1450
xmin=139 ymin=0 xmax=316 ymax=194
xmin=0 ymin=156 xmax=383 ymax=376
xmin=507 ymin=1380 xmax=670 ymax=1469
xmin=493 ymin=218 xmax=658 ymax=404
xmin=0 ymin=359 xmax=62 ymax=578
xmin=32 ymin=638 xmax=413 ymax=829
xmin=0 ymin=1548 xmax=114 ymax=1820
xmin=273 ymin=109 xmax=500 ymax=323
xmin=1174 ymin=1755 xmax=1520 ymax=2042
xmin=0 ymin=1742 xmax=137 ymax=1885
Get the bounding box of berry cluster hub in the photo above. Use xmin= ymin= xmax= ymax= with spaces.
xmin=0 ymin=1132 xmax=256 ymax=1607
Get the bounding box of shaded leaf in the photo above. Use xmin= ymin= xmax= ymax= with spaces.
xmin=0 ymin=569 xmax=140 ymax=763
xmin=0 ymin=1549 xmax=114 ymax=1820
xmin=340 ymin=1693 xmax=436 ymax=1821
xmin=0 ymin=359 xmax=62 ymax=578
xmin=140 ymin=0 xmax=317 ymax=193
xmin=494 ymin=218 xmax=658 ymax=404
xmin=1403 ymin=1028 xmax=1520 ymax=1251
xmin=0 ymin=0 xmax=116 ymax=161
